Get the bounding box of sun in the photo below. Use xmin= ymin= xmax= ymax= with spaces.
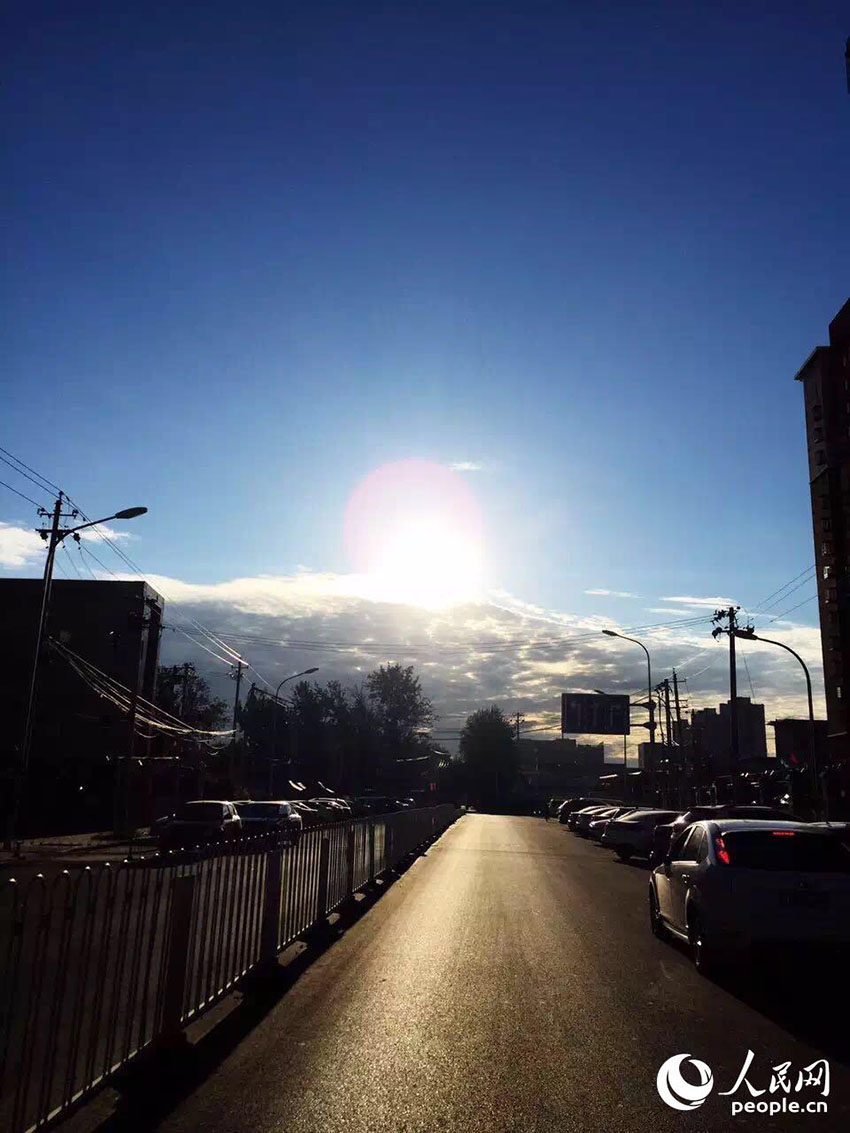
xmin=343 ymin=460 xmax=485 ymax=608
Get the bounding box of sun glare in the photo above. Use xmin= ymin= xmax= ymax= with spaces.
xmin=344 ymin=460 xmax=485 ymax=609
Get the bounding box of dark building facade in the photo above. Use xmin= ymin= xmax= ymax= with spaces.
xmin=516 ymin=736 xmax=605 ymax=798
xmin=690 ymin=697 xmax=768 ymax=773
xmin=0 ymin=579 xmax=164 ymax=834
xmin=795 ymin=298 xmax=850 ymax=813
xmin=770 ymin=718 xmax=828 ymax=769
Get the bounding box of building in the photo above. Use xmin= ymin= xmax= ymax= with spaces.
xmin=516 ymin=736 xmax=605 ymax=797
xmin=770 ymin=718 xmax=828 ymax=770
xmin=795 ymin=298 xmax=850 ymax=814
xmin=690 ymin=697 xmax=768 ymax=773
xmin=0 ymin=579 xmax=164 ymax=834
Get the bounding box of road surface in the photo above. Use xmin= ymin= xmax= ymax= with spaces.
xmin=139 ymin=814 xmax=850 ymax=1132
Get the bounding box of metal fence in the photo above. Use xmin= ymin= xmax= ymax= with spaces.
xmin=0 ymin=804 xmax=458 ymax=1133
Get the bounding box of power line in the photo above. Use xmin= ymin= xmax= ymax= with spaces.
xmin=0 ymin=445 xmax=61 ymax=494
xmin=0 ymin=477 xmax=46 ymax=509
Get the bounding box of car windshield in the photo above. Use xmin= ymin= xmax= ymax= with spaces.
xmin=236 ymin=803 xmax=282 ymax=817
xmin=720 ymin=831 xmax=850 ymax=872
xmin=175 ymin=803 xmax=223 ymax=821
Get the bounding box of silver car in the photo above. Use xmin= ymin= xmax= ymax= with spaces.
xmin=649 ymin=820 xmax=850 ymax=974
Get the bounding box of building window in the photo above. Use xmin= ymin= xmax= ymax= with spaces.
xmin=814 ymin=426 xmax=823 ymax=441
xmin=822 ymin=542 xmax=833 ymax=556
xmin=816 ymin=450 xmax=826 ymax=465
xmin=823 ymin=518 xmax=832 ymax=532
xmin=837 ymin=685 xmax=843 ymax=700
xmin=831 ymin=636 xmax=841 ymax=651
xmin=812 ymin=404 xmax=823 ymax=420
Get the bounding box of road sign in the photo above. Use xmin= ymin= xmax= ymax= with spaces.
xmin=561 ymin=692 xmax=630 ymax=736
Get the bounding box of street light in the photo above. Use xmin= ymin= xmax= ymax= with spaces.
xmin=734 ymin=629 xmax=822 ymax=818
xmin=6 ymin=495 xmax=148 ymax=847
xmin=270 ymin=668 xmax=320 ymax=794
xmin=601 ymin=630 xmax=656 ymax=794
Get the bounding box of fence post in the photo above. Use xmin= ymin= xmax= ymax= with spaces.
xmin=260 ymin=845 xmax=282 ymax=966
xmin=315 ymin=835 xmax=330 ymax=921
xmin=368 ymin=820 xmax=376 ymax=882
xmin=385 ymin=819 xmax=394 ymax=872
xmin=158 ymin=874 xmax=195 ymax=1046
xmin=345 ymin=823 xmax=356 ymax=897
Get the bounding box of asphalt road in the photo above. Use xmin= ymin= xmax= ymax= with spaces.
xmin=140 ymin=814 xmax=850 ymax=1133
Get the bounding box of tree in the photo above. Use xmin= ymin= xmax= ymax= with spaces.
xmin=156 ymin=663 xmax=228 ymax=730
xmin=366 ymin=663 xmax=433 ymax=750
xmin=459 ymin=705 xmax=517 ymax=811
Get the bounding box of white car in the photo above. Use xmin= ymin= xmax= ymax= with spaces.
xmin=574 ymin=805 xmax=620 ymax=836
xmin=601 ymin=809 xmax=679 ymax=860
xmin=649 ymin=820 xmax=850 ymax=974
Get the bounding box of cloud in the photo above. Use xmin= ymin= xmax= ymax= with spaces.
xmin=660 ymin=595 xmax=738 ymax=609
xmin=0 ymin=522 xmax=44 ymax=568
xmin=78 ymin=524 xmax=135 ymax=542
xmin=448 ymin=461 xmax=484 ymax=473
xmin=585 ymin=588 xmax=637 ymax=599
xmin=121 ymin=568 xmax=824 ymax=759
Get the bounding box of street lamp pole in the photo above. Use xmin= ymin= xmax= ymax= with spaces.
xmin=602 ymin=630 xmax=656 ymax=797
xmin=269 ymin=668 xmax=319 ymax=795
xmin=734 ymin=629 xmax=822 ymax=818
xmin=5 ymin=497 xmax=148 ymax=848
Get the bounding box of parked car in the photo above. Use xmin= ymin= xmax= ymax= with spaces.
xmin=290 ymin=800 xmax=322 ymax=827
xmin=557 ymin=797 xmax=614 ymax=824
xmin=157 ymin=801 xmax=242 ymax=849
xmin=353 ymin=795 xmax=405 ymax=815
xmin=649 ymin=820 xmax=850 ymax=974
xmin=574 ymin=806 xmax=620 ymax=836
xmin=601 ymin=809 xmax=680 ymax=860
xmin=568 ymin=804 xmax=613 ymax=832
xmin=309 ymin=797 xmax=353 ymax=821
xmin=649 ymin=805 xmax=805 ymax=866
xmin=234 ymin=800 xmax=303 ymax=844
xmin=587 ymin=806 xmax=637 ymax=841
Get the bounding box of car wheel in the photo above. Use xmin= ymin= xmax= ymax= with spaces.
xmin=688 ymin=909 xmax=721 ymax=976
xmin=649 ymin=887 xmax=669 ymax=941
xmin=615 ymin=846 xmax=633 ymax=861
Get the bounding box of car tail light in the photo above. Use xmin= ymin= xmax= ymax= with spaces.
xmin=715 ymin=834 xmax=731 ymax=865
xmin=772 ymin=830 xmax=795 ymax=836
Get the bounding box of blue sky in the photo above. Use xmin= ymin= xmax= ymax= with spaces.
xmin=2 ymin=2 xmax=848 ymax=745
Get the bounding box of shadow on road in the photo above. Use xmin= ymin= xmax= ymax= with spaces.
xmin=661 ymin=932 xmax=850 ymax=1065
xmin=87 ymin=867 xmax=411 ymax=1133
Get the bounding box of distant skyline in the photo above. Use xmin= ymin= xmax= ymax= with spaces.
xmin=3 ymin=2 xmax=848 ymax=752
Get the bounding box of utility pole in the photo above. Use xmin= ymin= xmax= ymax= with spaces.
xmin=5 ymin=494 xmax=64 ymax=848
xmin=181 ymin=662 xmax=192 ymax=719
xmin=712 ymin=606 xmax=751 ymax=783
xmin=230 ymin=659 xmax=244 ymax=789
xmin=672 ymin=670 xmax=682 ymax=747
xmin=662 ymin=679 xmax=673 ymax=750
xmin=514 ymin=711 xmax=525 ymax=743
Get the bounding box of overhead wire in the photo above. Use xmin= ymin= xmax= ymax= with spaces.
xmin=0 ymin=445 xmax=61 ymax=494
xmin=0 ymin=477 xmax=47 ymax=509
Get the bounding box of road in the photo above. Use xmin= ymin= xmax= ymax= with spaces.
xmin=135 ymin=813 xmax=850 ymax=1133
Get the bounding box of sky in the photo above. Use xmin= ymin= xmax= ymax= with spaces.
xmin=2 ymin=2 xmax=848 ymax=755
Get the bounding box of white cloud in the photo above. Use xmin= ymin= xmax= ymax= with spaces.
xmin=78 ymin=524 xmax=135 ymax=543
xmin=0 ymin=522 xmax=44 ymax=568
xmin=585 ymin=588 xmax=637 ymax=599
xmin=134 ymin=568 xmax=825 ymax=757
xmin=660 ymin=595 xmax=738 ymax=609
xmin=448 ymin=461 xmax=484 ymax=472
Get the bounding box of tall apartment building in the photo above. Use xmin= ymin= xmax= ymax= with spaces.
xmin=795 ymin=298 xmax=850 ymax=800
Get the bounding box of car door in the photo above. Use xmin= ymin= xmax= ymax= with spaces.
xmin=667 ymin=827 xmax=705 ymax=932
